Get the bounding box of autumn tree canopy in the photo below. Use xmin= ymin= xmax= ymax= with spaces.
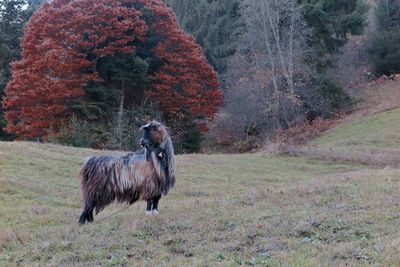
xmin=3 ymin=0 xmax=222 ymax=143
xmin=0 ymin=0 xmax=44 ymax=140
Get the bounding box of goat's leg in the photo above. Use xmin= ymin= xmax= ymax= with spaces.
xmin=146 ymin=199 xmax=153 ymax=215
xmin=87 ymin=201 xmax=95 ymax=223
xmin=78 ymin=210 xmax=88 ymax=225
xmin=78 ymin=201 xmax=95 ymax=225
xmin=152 ymin=195 xmax=162 ymax=214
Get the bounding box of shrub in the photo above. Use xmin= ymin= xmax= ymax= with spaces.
xmin=166 ymin=116 xmax=204 ymax=154
xmin=317 ymin=75 xmax=354 ymax=110
xmin=266 ymin=116 xmax=340 ymax=154
xmin=48 ymin=116 xmax=95 ymax=148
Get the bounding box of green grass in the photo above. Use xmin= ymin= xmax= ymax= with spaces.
xmin=313 ymin=108 xmax=400 ymax=151
xmin=1 ymin=140 xmax=400 ymax=266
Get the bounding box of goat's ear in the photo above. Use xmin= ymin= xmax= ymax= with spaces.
xmin=140 ymin=123 xmax=150 ymax=131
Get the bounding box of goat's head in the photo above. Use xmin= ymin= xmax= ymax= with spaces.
xmin=140 ymin=121 xmax=168 ymax=159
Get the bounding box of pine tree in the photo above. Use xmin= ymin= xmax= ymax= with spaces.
xmin=375 ymin=0 xmax=400 ymax=30
xmin=299 ymin=0 xmax=369 ymax=68
xmin=165 ymin=0 xmax=242 ymax=74
xmin=296 ymin=0 xmax=368 ymax=113
xmin=0 ymin=0 xmax=44 ymax=140
xmin=368 ymin=0 xmax=400 ymax=75
xmin=0 ymin=0 xmax=25 ymax=140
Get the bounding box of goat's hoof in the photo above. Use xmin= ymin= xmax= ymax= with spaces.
xmin=145 ymin=210 xmax=159 ymax=216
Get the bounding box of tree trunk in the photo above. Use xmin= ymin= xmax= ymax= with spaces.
xmin=117 ymin=89 xmax=125 ymax=148
xmin=259 ymin=0 xmax=279 ymax=94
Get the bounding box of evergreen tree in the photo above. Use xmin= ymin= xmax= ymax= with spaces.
xmin=0 ymin=0 xmax=44 ymax=140
xmin=375 ymin=0 xmax=400 ymax=30
xmin=299 ymin=0 xmax=369 ymax=68
xmin=0 ymin=0 xmax=25 ymax=140
xmin=165 ymin=0 xmax=242 ymax=74
xmin=368 ymin=0 xmax=400 ymax=75
xmin=296 ymin=0 xmax=368 ymax=113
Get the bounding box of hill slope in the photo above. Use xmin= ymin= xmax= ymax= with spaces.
xmin=314 ymin=108 xmax=400 ymax=151
xmin=293 ymin=106 xmax=400 ymax=168
xmin=1 ymin=137 xmax=400 ymax=265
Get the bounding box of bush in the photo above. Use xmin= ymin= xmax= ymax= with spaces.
xmin=48 ymin=116 xmax=95 ymax=148
xmin=166 ymin=115 xmax=204 ymax=154
xmin=176 ymin=126 xmax=203 ymax=154
xmin=317 ymin=75 xmax=353 ymax=110
xmin=271 ymin=117 xmax=339 ymax=149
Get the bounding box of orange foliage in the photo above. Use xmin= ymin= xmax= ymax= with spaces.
xmin=3 ymin=0 xmax=222 ymax=139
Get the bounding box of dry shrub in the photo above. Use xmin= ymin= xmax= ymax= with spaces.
xmin=205 ymin=112 xmax=264 ymax=153
xmin=266 ymin=117 xmax=340 ymax=152
xmin=208 ymin=112 xmax=245 ymax=146
xmin=332 ymin=79 xmax=400 ymax=130
xmin=0 ymin=228 xmax=30 ymax=249
xmin=231 ymin=137 xmax=264 ymax=153
xmin=359 ymin=79 xmax=400 ymax=114
xmin=329 ymin=35 xmax=372 ymax=95
xmin=203 ymin=134 xmax=263 ymax=154
xmin=0 ymin=228 xmax=15 ymax=247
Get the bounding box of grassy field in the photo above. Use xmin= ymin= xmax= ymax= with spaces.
xmin=313 ymin=108 xmax=400 ymax=151
xmin=2 ymin=111 xmax=400 ymax=266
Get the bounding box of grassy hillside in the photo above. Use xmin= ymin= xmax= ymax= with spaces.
xmin=289 ymin=106 xmax=400 ymax=168
xmin=313 ymin=108 xmax=400 ymax=151
xmin=1 ymin=140 xmax=400 ymax=266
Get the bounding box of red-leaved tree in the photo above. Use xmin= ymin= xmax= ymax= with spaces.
xmin=147 ymin=1 xmax=221 ymax=120
xmin=3 ymin=0 xmax=222 ymax=140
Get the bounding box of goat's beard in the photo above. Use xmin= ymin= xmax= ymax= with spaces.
xmin=145 ymin=146 xmax=152 ymax=161
xmin=145 ymin=144 xmax=159 ymax=161
xmin=145 ymin=144 xmax=164 ymax=161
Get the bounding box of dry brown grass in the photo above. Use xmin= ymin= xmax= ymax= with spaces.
xmin=348 ymin=79 xmax=400 ymax=120
xmin=4 ymin=141 xmax=400 ymax=266
xmin=283 ymin=146 xmax=400 ymax=168
xmin=266 ymin=118 xmax=341 ymax=151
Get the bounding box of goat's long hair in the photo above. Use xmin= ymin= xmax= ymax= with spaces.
xmin=78 ymin=121 xmax=175 ymax=224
